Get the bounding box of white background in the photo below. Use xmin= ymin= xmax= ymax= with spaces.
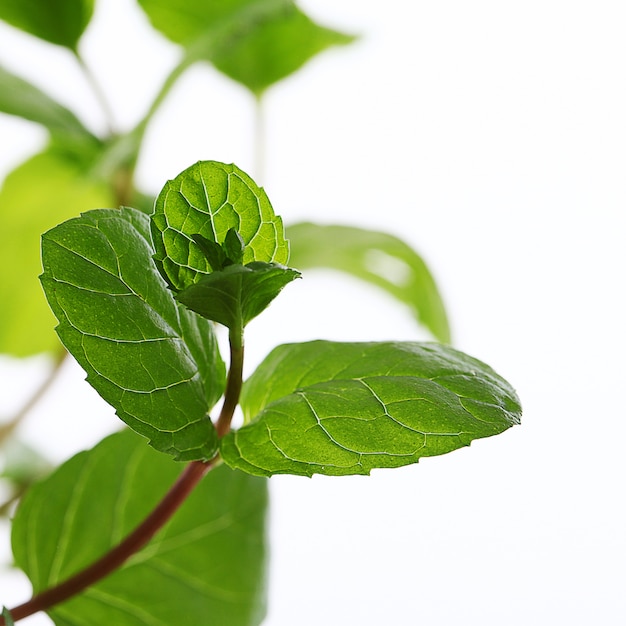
xmin=1 ymin=0 xmax=625 ymax=624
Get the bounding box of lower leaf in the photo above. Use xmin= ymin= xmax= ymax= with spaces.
xmin=11 ymin=430 xmax=269 ymax=626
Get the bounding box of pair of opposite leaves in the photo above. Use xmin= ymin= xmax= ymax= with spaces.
xmin=40 ymin=160 xmax=521 ymax=476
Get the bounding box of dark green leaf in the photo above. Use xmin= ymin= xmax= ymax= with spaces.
xmin=287 ymin=222 xmax=451 ymax=343
xmin=41 ymin=208 xmax=226 ymax=460
xmin=0 ymin=65 xmax=99 ymax=150
xmin=222 ymin=341 xmax=521 ymax=476
xmin=12 ymin=430 xmax=268 ymax=626
xmin=151 ymin=161 xmax=289 ymax=292
xmin=0 ymin=0 xmax=95 ymax=50
xmin=211 ymin=4 xmax=356 ymax=96
xmin=137 ymin=0 xmax=354 ymax=95
xmin=0 ymin=149 xmax=114 ymax=356
xmin=177 ymin=262 xmax=300 ymax=331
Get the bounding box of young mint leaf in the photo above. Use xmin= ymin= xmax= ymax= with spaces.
xmin=12 ymin=430 xmax=268 ymax=626
xmin=151 ymin=160 xmax=289 ymax=291
xmin=223 ymin=228 xmax=245 ymax=265
xmin=287 ymin=222 xmax=451 ymax=343
xmin=0 ymin=66 xmax=99 ymax=150
xmin=41 ymin=208 xmax=226 ymax=461
xmin=0 ymin=149 xmax=114 ymax=356
xmin=177 ymin=262 xmax=300 ymax=331
xmin=222 ymin=341 xmax=521 ymax=476
xmin=0 ymin=0 xmax=94 ymax=51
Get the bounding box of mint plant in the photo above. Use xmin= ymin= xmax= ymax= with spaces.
xmin=0 ymin=2 xmax=521 ymax=624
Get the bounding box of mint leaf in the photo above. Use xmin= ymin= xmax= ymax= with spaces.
xmin=0 ymin=65 xmax=98 ymax=150
xmin=0 ymin=0 xmax=94 ymax=50
xmin=137 ymin=0 xmax=353 ymax=95
xmin=0 ymin=149 xmax=114 ymax=356
xmin=287 ymin=222 xmax=451 ymax=343
xmin=2 ymin=607 xmax=14 ymax=626
xmin=12 ymin=430 xmax=268 ymax=626
xmin=177 ymin=262 xmax=300 ymax=331
xmin=151 ymin=161 xmax=289 ymax=291
xmin=222 ymin=341 xmax=521 ymax=476
xmin=41 ymin=208 xmax=226 ymax=461
xmin=210 ymin=4 xmax=355 ymax=96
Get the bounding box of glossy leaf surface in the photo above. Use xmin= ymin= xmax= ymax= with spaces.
xmin=0 ymin=149 xmax=113 ymax=356
xmin=151 ymin=161 xmax=289 ymax=292
xmin=0 ymin=0 xmax=94 ymax=50
xmin=177 ymin=262 xmax=300 ymax=331
xmin=0 ymin=65 xmax=98 ymax=149
xmin=222 ymin=341 xmax=521 ymax=476
xmin=287 ymin=222 xmax=451 ymax=343
xmin=41 ymin=208 xmax=225 ymax=460
xmin=12 ymin=430 xmax=268 ymax=626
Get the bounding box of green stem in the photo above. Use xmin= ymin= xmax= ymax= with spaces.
xmin=74 ymin=52 xmax=117 ymax=136
xmin=1 ymin=458 xmax=216 ymax=624
xmin=253 ymin=95 xmax=266 ymax=183
xmin=216 ymin=328 xmax=244 ymax=438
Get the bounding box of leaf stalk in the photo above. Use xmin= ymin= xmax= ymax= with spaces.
xmin=2 ymin=458 xmax=216 ymax=624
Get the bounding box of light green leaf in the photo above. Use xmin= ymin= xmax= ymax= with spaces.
xmin=0 ymin=149 xmax=114 ymax=356
xmin=222 ymin=341 xmax=521 ymax=477
xmin=0 ymin=65 xmax=98 ymax=149
xmin=137 ymin=0 xmax=354 ymax=95
xmin=151 ymin=161 xmax=289 ymax=292
xmin=12 ymin=430 xmax=268 ymax=626
xmin=177 ymin=261 xmax=300 ymax=331
xmin=0 ymin=0 xmax=94 ymax=50
xmin=211 ymin=4 xmax=355 ymax=96
xmin=137 ymin=0 xmax=286 ymax=43
xmin=41 ymin=207 xmax=226 ymax=461
xmin=287 ymin=222 xmax=451 ymax=343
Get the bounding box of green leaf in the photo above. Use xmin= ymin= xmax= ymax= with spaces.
xmin=287 ymin=222 xmax=451 ymax=343
xmin=1 ymin=607 xmax=14 ymax=626
xmin=151 ymin=161 xmax=289 ymax=292
xmin=137 ymin=0 xmax=354 ymax=95
xmin=40 ymin=207 xmax=226 ymax=461
xmin=0 ymin=0 xmax=95 ymax=50
xmin=222 ymin=341 xmax=521 ymax=477
xmin=0 ymin=149 xmax=114 ymax=356
xmin=211 ymin=4 xmax=356 ymax=96
xmin=12 ymin=430 xmax=268 ymax=626
xmin=177 ymin=262 xmax=300 ymax=331
xmin=0 ymin=65 xmax=99 ymax=150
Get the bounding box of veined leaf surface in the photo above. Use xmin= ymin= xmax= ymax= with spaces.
xmin=0 ymin=149 xmax=113 ymax=356
xmin=222 ymin=341 xmax=521 ymax=476
xmin=151 ymin=161 xmax=289 ymax=291
xmin=41 ymin=207 xmax=225 ymax=461
xmin=12 ymin=430 xmax=268 ymax=626
xmin=177 ymin=262 xmax=300 ymax=331
xmin=287 ymin=222 xmax=451 ymax=343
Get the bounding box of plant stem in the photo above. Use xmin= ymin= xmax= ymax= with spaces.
xmin=0 ymin=350 xmax=67 ymax=446
xmin=253 ymin=95 xmax=266 ymax=183
xmin=216 ymin=329 xmax=244 ymax=437
xmin=2 ymin=458 xmax=216 ymax=624
xmin=74 ymin=51 xmax=117 ymax=136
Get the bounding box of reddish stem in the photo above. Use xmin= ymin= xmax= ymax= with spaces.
xmin=3 ymin=459 xmax=215 ymax=624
